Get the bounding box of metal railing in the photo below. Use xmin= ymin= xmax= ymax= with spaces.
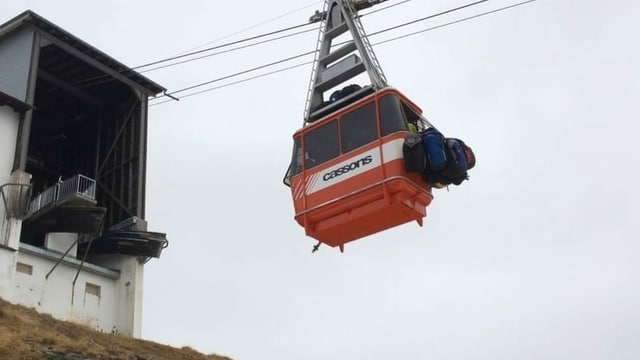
xmin=58 ymin=174 xmax=96 ymax=201
xmin=26 ymin=174 xmax=96 ymax=218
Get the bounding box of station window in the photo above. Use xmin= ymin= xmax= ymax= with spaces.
xmin=304 ymin=119 xmax=340 ymax=169
xmin=16 ymin=262 xmax=33 ymax=275
xmin=379 ymin=94 xmax=407 ymax=136
xmin=340 ymin=102 xmax=377 ymax=154
xmin=85 ymin=282 xmax=101 ymax=297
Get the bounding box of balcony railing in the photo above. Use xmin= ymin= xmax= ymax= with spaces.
xmin=26 ymin=175 xmax=96 ymax=218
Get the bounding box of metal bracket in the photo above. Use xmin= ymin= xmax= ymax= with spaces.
xmin=303 ymin=0 xmax=389 ymax=124
xmin=308 ymin=0 xmax=388 ymax=23
xmin=0 ymin=183 xmax=32 ymax=219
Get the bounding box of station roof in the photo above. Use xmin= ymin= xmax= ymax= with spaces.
xmin=0 ymin=90 xmax=31 ymax=111
xmin=0 ymin=10 xmax=166 ymax=96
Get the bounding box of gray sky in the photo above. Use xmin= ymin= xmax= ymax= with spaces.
xmin=2 ymin=0 xmax=639 ymax=359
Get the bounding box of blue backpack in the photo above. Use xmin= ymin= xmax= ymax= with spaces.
xmin=403 ymin=127 xmax=476 ymax=188
xmin=423 ymin=137 xmax=475 ymax=187
xmin=421 ymin=128 xmax=448 ymax=172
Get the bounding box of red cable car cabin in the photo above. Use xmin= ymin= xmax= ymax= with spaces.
xmin=283 ymin=87 xmax=433 ymax=251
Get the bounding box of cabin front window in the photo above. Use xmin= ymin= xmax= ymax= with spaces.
xmin=400 ymin=101 xmax=423 ymax=131
xmin=304 ymin=119 xmax=340 ymax=169
xmin=379 ymin=94 xmax=407 ymax=136
xmin=339 ymin=101 xmax=377 ymax=154
xmin=290 ymin=136 xmax=302 ymax=176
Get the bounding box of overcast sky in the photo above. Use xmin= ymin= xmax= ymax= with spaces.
xmin=2 ymin=0 xmax=639 ymax=359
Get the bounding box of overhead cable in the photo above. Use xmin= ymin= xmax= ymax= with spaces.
xmin=134 ymin=23 xmax=314 ymax=70
xmin=368 ymin=0 xmax=489 ymax=37
xmin=140 ymin=27 xmax=318 ymax=74
xmin=141 ymin=0 xmax=414 ymax=74
xmin=148 ymin=0 xmax=537 ymax=106
xmin=359 ymin=0 xmax=412 ymax=17
xmin=176 ymin=1 xmax=323 ymax=55
xmin=72 ymin=21 xmax=314 ymax=88
xmin=152 ymin=0 xmax=495 ymax=101
xmin=374 ymin=0 xmax=537 ymax=45
xmin=74 ymin=0 xmax=413 ymax=88
xmin=149 ymin=61 xmax=314 ymax=107
xmin=160 ymin=51 xmax=316 ymax=97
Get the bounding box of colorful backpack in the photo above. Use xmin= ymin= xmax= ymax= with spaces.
xmin=402 ymin=126 xmax=476 ymax=188
xmin=423 ymin=137 xmax=475 ymax=188
xmin=421 ymin=128 xmax=448 ymax=172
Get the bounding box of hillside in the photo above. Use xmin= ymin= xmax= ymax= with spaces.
xmin=0 ymin=298 xmax=231 ymax=360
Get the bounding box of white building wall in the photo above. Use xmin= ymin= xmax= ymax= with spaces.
xmin=0 ymin=104 xmax=21 ymax=302
xmin=14 ymin=245 xmax=120 ymax=333
xmin=0 ymin=248 xmax=18 ymax=300
xmin=0 ymin=105 xmax=19 ymax=243
xmin=90 ymin=255 xmax=145 ymax=337
xmin=44 ymin=232 xmax=78 ymax=258
xmin=0 ymin=105 xmax=18 ymax=184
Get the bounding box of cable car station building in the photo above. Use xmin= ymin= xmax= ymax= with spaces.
xmin=0 ymin=10 xmax=167 ymax=337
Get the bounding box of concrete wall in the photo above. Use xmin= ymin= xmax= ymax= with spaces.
xmin=0 ymin=105 xmax=23 ymax=303
xmin=13 ymin=244 xmax=120 ymax=334
xmin=44 ymin=232 xmax=78 ymax=258
xmin=0 ymin=105 xmax=19 ymax=228
xmin=90 ymin=255 xmax=145 ymax=337
xmin=0 ymin=244 xmax=146 ymax=338
xmin=0 ymin=248 xmax=18 ymax=301
xmin=0 ymin=29 xmax=34 ymax=102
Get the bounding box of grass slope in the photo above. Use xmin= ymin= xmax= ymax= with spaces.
xmin=0 ymin=298 xmax=231 ymax=360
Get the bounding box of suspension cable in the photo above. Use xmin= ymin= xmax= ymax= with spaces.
xmin=73 ymin=0 xmax=413 ymax=89
xmin=148 ymin=0 xmax=537 ymax=106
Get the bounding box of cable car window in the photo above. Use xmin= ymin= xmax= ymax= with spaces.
xmin=340 ymin=102 xmax=377 ymax=154
xmin=290 ymin=136 xmax=302 ymax=176
xmin=401 ymin=101 xmax=422 ymax=130
xmin=304 ymin=119 xmax=340 ymax=169
xmin=283 ymin=136 xmax=301 ymax=187
xmin=379 ymin=94 xmax=407 ymax=136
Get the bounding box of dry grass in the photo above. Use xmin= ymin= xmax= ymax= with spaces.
xmin=0 ymin=298 xmax=233 ymax=360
